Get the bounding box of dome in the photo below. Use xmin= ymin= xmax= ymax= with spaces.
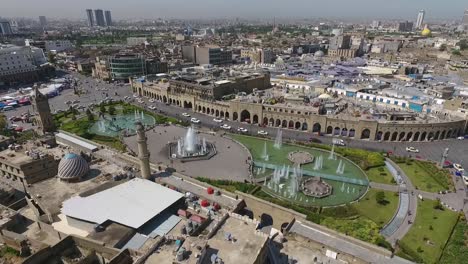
xmin=57 ymin=153 xmax=89 ymax=181
xmin=421 ymin=28 xmax=432 ymax=37
xmin=314 ymin=50 xmax=325 ymax=57
xmin=318 ymin=93 xmax=331 ymax=99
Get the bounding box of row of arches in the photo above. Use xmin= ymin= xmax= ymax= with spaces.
xmin=262 ymin=116 xmax=309 ymax=130
xmin=196 ymin=105 xmax=230 ymax=119
xmin=376 ymin=129 xmax=460 ymax=142
xmin=325 ymin=126 xmax=364 ymax=138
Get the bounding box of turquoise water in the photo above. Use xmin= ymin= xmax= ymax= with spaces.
xmin=88 ymin=113 xmax=156 ymax=137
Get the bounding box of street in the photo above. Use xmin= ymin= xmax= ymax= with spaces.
xmin=4 ymin=71 xmax=468 ymax=170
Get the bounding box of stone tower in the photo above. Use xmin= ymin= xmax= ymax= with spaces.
xmin=30 ymin=85 xmax=55 ymax=135
xmin=135 ymin=121 xmax=151 ymax=179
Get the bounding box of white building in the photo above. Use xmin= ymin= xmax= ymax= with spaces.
xmin=416 ymin=10 xmax=425 ymax=30
xmin=0 ymin=45 xmax=47 ymax=77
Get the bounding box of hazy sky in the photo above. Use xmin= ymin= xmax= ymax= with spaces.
xmin=2 ymin=0 xmax=467 ymax=20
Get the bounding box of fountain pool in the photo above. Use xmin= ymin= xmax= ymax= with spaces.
xmin=88 ymin=112 xmax=156 ymax=137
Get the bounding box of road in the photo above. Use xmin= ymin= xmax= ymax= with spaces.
xmin=5 ymin=71 xmax=468 ymax=171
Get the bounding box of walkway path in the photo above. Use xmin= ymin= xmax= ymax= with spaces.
xmin=381 ymin=159 xmax=418 ymax=245
xmin=290 ymin=221 xmax=413 ymax=264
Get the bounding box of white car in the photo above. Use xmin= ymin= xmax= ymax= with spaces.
xmin=462 ymin=175 xmax=468 ymax=186
xmin=213 ymin=118 xmax=223 ymax=123
xmin=190 ymin=118 xmax=200 ymax=124
xmin=333 ymin=139 xmax=346 ymax=146
xmin=406 ymin=147 xmax=419 ymax=153
xmin=149 ymin=105 xmax=157 ymax=110
xmin=237 ymin=127 xmax=248 ymax=133
xmin=453 ymin=163 xmax=464 ymax=173
xmin=257 ymin=130 xmax=268 ymax=135
xmin=220 ymin=124 xmax=231 ymax=130
xmin=133 ymin=94 xmax=139 ymax=98
xmin=457 ymin=136 xmax=465 ymax=140
xmin=182 ymin=113 xmax=191 ymax=117
xmin=149 ymin=99 xmax=155 ymax=103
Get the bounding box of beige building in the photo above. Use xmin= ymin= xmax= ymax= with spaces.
xmin=328 ymin=48 xmax=358 ymax=59
xmin=132 ymin=78 xmax=467 ymax=142
xmin=91 ymin=57 xmax=110 ymax=81
xmin=0 ymin=148 xmax=58 ymax=190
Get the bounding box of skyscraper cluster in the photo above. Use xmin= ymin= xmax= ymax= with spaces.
xmin=85 ymin=9 xmax=112 ymax=27
xmin=463 ymin=9 xmax=468 ymax=25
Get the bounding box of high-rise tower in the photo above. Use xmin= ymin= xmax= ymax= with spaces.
xmin=135 ymin=121 xmax=151 ymax=179
xmin=86 ymin=9 xmax=94 ymax=27
xmin=94 ymin=9 xmax=105 ymax=27
xmin=30 ymin=85 xmax=55 ymax=135
xmin=463 ymin=9 xmax=468 ymax=25
xmin=416 ymin=10 xmax=425 ymax=30
xmin=105 ymin=10 xmax=112 ymax=26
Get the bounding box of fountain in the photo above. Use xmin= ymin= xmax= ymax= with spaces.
xmin=313 ymin=155 xmax=323 ymax=170
xmin=262 ymin=141 xmax=269 ymax=161
xmin=169 ymin=126 xmax=217 ymax=161
xmin=274 ymin=129 xmax=283 ymax=149
xmin=329 ymin=143 xmax=336 ymax=160
xmin=262 ymin=163 xmax=266 ymax=173
xmin=98 ymin=120 xmax=106 ymax=132
xmin=336 ymin=160 xmax=345 ymax=175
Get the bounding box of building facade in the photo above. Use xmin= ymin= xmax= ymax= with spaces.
xmin=109 ymin=54 xmax=145 ymax=81
xmin=132 ymin=79 xmax=467 ymax=142
xmin=85 ymin=9 xmax=94 ymax=27
xmin=104 ymin=10 xmax=112 ymax=26
xmin=94 ymin=9 xmax=105 ymax=27
xmin=182 ymin=45 xmax=232 ymax=65
xmin=416 ymin=10 xmax=425 ymax=29
xmin=0 ymin=45 xmax=47 ymax=85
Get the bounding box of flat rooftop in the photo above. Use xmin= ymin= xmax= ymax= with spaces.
xmin=0 ymin=149 xmax=33 ymax=165
xmin=207 ymin=217 xmax=268 ymax=264
xmin=62 ymin=178 xmax=184 ymax=229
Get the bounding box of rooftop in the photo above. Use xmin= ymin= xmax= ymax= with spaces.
xmin=62 ymin=178 xmax=184 ymax=228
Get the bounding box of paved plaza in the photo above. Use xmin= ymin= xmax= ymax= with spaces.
xmin=123 ymin=125 xmax=251 ymax=181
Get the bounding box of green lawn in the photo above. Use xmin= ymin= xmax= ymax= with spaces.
xmin=353 ymin=189 xmax=399 ymax=228
xmin=397 ymin=199 xmax=459 ymax=263
xmin=365 ymin=166 xmax=396 ymax=185
xmin=397 ymin=160 xmax=454 ymax=192
xmin=439 ymin=218 xmax=467 ymax=264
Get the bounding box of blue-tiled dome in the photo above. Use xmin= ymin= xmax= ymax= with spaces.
xmin=58 ymin=153 xmax=89 ymax=181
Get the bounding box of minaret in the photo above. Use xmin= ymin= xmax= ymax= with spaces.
xmin=135 ymin=121 xmax=151 ymax=179
xmin=30 ymin=85 xmax=55 ymax=135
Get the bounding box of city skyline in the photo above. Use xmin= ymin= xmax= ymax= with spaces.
xmin=1 ymin=0 xmax=468 ymax=20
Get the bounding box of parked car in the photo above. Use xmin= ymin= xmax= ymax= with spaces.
xmin=149 ymin=105 xmax=157 ymax=110
xmin=457 ymin=136 xmax=465 ymax=140
xmin=182 ymin=113 xmax=190 ymax=117
xmin=237 ymin=127 xmax=248 ymax=133
xmin=190 ymin=118 xmax=200 ymax=124
xmin=220 ymin=124 xmax=231 ymax=130
xmin=309 ymin=137 xmax=322 ymax=143
xmin=257 ymin=130 xmax=268 ymax=135
xmin=406 ymin=147 xmax=419 ymax=153
xmin=213 ymin=118 xmax=223 ymax=123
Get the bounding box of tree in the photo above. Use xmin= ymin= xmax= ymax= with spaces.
xmin=375 ymin=191 xmax=388 ymax=205
xmin=100 ymin=104 xmax=106 ymax=114
xmin=108 ymin=105 xmax=116 ymax=115
xmin=0 ymin=115 xmax=7 ymax=131
xmin=47 ymin=53 xmax=57 ymax=64
xmin=86 ymin=109 xmax=94 ymax=121
xmin=433 ymin=199 xmax=444 ymax=210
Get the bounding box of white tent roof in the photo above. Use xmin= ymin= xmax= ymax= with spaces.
xmin=62 ymin=178 xmax=183 ymax=228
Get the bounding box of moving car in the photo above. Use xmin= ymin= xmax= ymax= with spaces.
xmin=453 ymin=163 xmax=464 ymax=173
xmin=457 ymin=136 xmax=465 ymax=140
xmin=237 ymin=127 xmax=248 ymax=133
xmin=149 ymin=105 xmax=157 ymax=110
xmin=406 ymin=147 xmax=419 ymax=153
xmin=257 ymin=130 xmax=268 ymax=135
xmin=333 ymin=138 xmax=346 ymax=146
xmin=190 ymin=118 xmax=200 ymax=124
xmin=213 ymin=118 xmax=223 ymax=123
xmin=220 ymin=124 xmax=231 ymax=130
xmin=182 ymin=113 xmax=191 ymax=117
